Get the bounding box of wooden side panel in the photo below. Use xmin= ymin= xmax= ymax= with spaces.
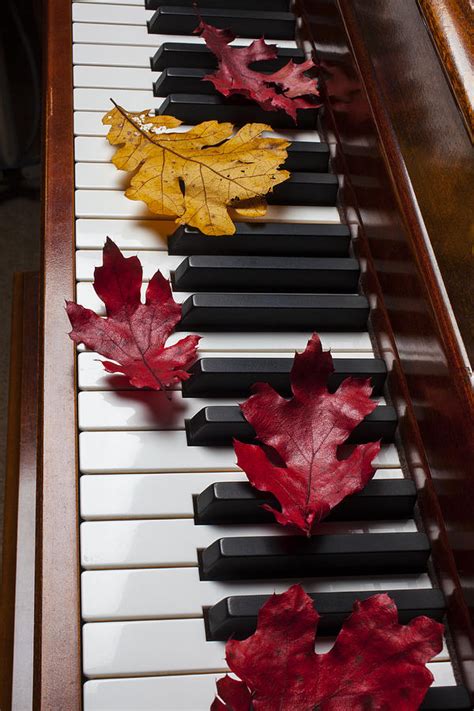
xmin=37 ymin=0 xmax=81 ymax=708
xmin=418 ymin=0 xmax=473 ymax=141
xmin=0 ymin=273 xmax=39 ymax=711
xmin=298 ymin=0 xmax=474 ymax=697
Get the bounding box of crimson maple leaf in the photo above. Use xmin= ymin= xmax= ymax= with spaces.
xmin=212 ymin=585 xmax=444 ymax=711
xmin=66 ymin=238 xmax=199 ymax=390
xmin=233 ymin=333 xmax=381 ymax=535
xmin=196 ymin=20 xmax=321 ymax=122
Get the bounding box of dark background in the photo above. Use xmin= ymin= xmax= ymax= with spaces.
xmin=0 ymin=0 xmax=42 ymax=564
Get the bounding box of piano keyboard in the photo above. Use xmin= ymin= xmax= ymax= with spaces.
xmin=72 ymin=1 xmax=470 ymax=708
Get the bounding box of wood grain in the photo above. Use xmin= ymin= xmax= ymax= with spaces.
xmin=418 ymin=0 xmax=473 ymax=141
xmin=36 ymin=0 xmax=81 ymax=708
xmin=298 ymin=0 xmax=474 ymax=698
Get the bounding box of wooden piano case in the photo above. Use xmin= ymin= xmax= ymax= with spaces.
xmin=0 ymin=0 xmax=472 ymax=708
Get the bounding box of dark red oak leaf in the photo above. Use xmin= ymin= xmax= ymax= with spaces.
xmin=196 ymin=20 xmax=320 ymax=122
xmin=213 ymin=585 xmax=444 ymax=711
xmin=66 ymin=238 xmax=199 ymax=390
xmin=234 ymin=333 xmax=381 ymax=535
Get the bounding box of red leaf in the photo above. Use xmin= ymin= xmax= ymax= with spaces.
xmin=213 ymin=585 xmax=444 ymax=711
xmin=234 ymin=333 xmax=381 ymax=534
xmin=196 ymin=20 xmax=321 ymax=122
xmin=66 ymin=238 xmax=199 ymax=390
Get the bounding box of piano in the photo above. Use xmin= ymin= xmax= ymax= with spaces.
xmin=1 ymin=0 xmax=473 ymax=708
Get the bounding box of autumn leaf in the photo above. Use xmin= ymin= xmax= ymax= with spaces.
xmin=196 ymin=20 xmax=321 ymax=122
xmin=103 ymin=103 xmax=290 ymax=236
xmin=66 ymin=238 xmax=199 ymax=390
xmin=213 ymin=585 xmax=444 ymax=711
xmin=233 ymin=333 xmax=381 ymax=535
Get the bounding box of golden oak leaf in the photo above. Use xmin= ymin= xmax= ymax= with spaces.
xmin=102 ymin=103 xmax=290 ymax=236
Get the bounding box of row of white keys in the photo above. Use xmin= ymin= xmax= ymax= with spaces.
xmin=80 ymin=468 xmax=404 ymax=521
xmin=71 ymin=6 xmax=432 ymax=702
xmin=84 ymin=663 xmax=457 ymax=710
xmin=77 ymin=350 xmax=379 ymax=390
xmin=79 ymin=429 xmax=400 ymax=473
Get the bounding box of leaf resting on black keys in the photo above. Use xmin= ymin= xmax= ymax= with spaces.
xmin=212 ymin=585 xmax=444 ymax=711
xmin=103 ymin=103 xmax=290 ymax=236
xmin=234 ymin=332 xmax=381 ymax=535
xmin=196 ymin=19 xmax=321 ymax=123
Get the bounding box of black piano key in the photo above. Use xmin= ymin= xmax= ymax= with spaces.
xmin=186 ymin=404 xmax=397 ymax=446
xmin=151 ymin=43 xmax=304 ymax=72
xmin=173 ymin=256 xmax=359 ymax=293
xmin=168 ymin=224 xmax=351 ymax=257
xmin=195 ymin=480 xmax=416 ymax=526
xmin=182 ymin=357 xmax=387 ymax=397
xmin=199 ymin=532 xmax=431 ymax=580
xmin=146 ymin=0 xmax=290 ymax=10
xmin=154 ymin=68 xmax=319 ymax=115
xmin=205 ymin=588 xmax=444 ymax=640
xmin=178 ymin=294 xmax=369 ymax=331
xmin=421 ymin=687 xmax=472 ymax=710
xmin=285 ymin=142 xmax=330 ymax=173
xmin=157 ymin=95 xmax=319 ymax=129
xmin=268 ymin=173 xmax=338 ymax=206
xmin=154 ymin=67 xmax=217 ymax=97
xmin=148 ymin=7 xmax=296 ymax=40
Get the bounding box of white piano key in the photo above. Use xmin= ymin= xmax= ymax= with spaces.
xmin=78 ymin=389 xmax=384 ymax=431
xmin=74 ymin=65 xmax=157 ymax=90
xmin=76 ymin=250 xmax=181 ymax=280
xmin=80 ymin=467 xmax=404 ymax=520
xmin=77 ymin=351 xmax=378 ymax=390
xmin=75 ymin=219 xmax=174 ymax=249
xmin=81 ymin=519 xmax=286 ymax=568
xmin=74 ymin=88 xmax=162 ymax=111
xmin=73 ymin=44 xmax=154 ymax=68
xmin=77 ymin=331 xmax=373 ymax=354
xmin=73 ymin=3 xmax=153 ymax=25
xmin=79 ymin=430 xmax=399 ymax=473
xmin=83 ymin=664 xmax=458 ymax=710
xmin=78 ymin=391 xmax=238 ymax=431
xmin=73 ymin=23 xmax=298 ymax=49
xmin=73 ymin=22 xmax=160 ymax=46
xmin=75 ymin=162 xmax=139 ymax=190
xmin=81 ymin=566 xmax=431 ymax=621
xmin=73 ymin=113 xmax=320 ymax=144
xmin=77 ymin=0 xmax=143 ymax=5
xmin=75 ymin=281 xmax=190 ymax=310
xmin=83 ymin=612 xmax=440 ymax=678
xmin=75 ymin=191 xmax=341 ymax=223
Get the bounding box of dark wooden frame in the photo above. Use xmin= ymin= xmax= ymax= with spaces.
xmin=0 ymin=273 xmax=39 ymax=711
xmin=3 ymin=0 xmax=468 ymax=708
xmin=35 ymin=0 xmax=82 ymax=708
xmin=298 ymin=0 xmax=474 ymax=698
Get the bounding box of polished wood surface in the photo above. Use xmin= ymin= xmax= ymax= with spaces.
xmin=0 ymin=274 xmax=39 ymax=711
xmin=298 ymin=0 xmax=474 ymax=698
xmin=36 ymin=0 xmax=81 ymax=707
xmin=418 ymin=0 xmax=473 ymax=141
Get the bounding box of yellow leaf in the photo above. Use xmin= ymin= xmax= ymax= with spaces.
xmin=103 ymin=103 xmax=290 ymax=236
